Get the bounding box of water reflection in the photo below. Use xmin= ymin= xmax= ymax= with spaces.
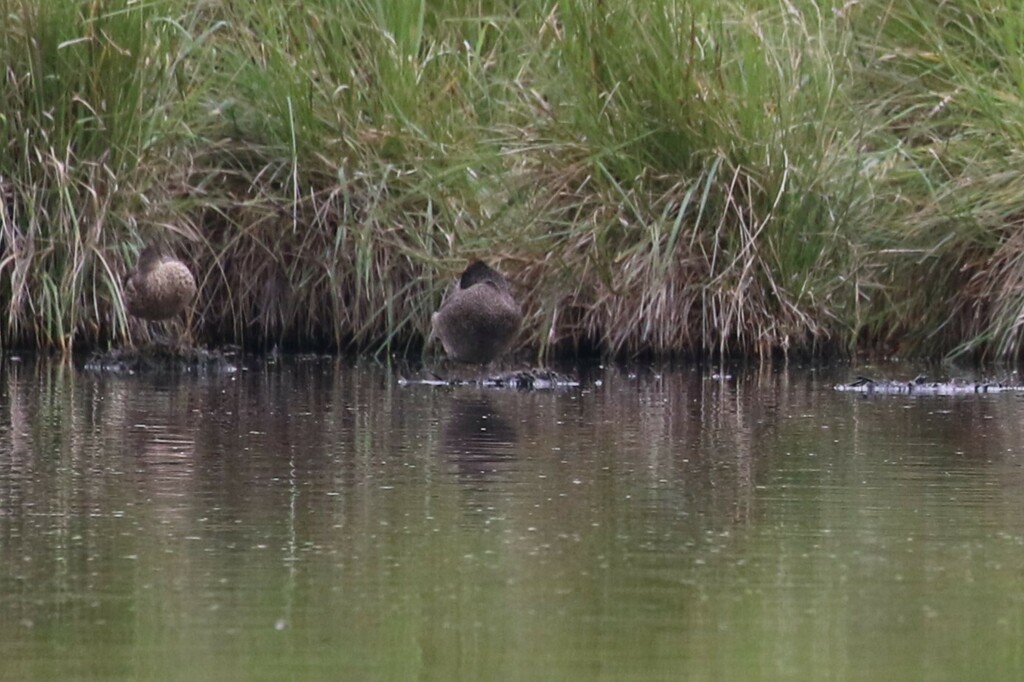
xmin=441 ymin=393 xmax=518 ymax=484
xmin=1 ymin=360 xmax=1024 ymax=680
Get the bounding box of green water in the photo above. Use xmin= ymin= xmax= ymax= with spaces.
xmin=1 ymin=360 xmax=1023 ymax=681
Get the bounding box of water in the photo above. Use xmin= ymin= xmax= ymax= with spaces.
xmin=1 ymin=359 xmax=1024 ymax=681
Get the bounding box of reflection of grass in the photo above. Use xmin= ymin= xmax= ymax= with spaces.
xmin=2 ymin=0 xmax=1024 ymax=359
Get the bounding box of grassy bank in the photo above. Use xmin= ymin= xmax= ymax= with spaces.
xmin=1 ymin=0 xmax=1023 ymax=360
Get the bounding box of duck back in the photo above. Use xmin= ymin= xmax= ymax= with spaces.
xmin=432 ymin=261 xmax=521 ymax=364
xmin=124 ymin=249 xmax=197 ymax=321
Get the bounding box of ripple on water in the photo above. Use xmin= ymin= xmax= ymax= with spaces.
xmin=2 ymin=362 xmax=1024 ymax=680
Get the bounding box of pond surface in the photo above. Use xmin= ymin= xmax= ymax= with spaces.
xmin=1 ymin=359 xmax=1023 ymax=681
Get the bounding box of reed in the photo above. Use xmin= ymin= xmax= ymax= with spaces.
xmin=2 ymin=0 xmax=1023 ymax=360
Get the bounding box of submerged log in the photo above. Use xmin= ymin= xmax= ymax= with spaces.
xmin=83 ymin=346 xmax=240 ymax=375
xmin=399 ymin=368 xmax=580 ymax=390
xmin=834 ymin=374 xmax=1024 ymax=395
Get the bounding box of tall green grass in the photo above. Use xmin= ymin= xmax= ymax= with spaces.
xmin=0 ymin=0 xmax=198 ymax=352
xmin=849 ymin=0 xmax=1024 ymax=359
xmin=2 ymin=0 xmax=1024 ymax=359
xmin=146 ymin=0 xmax=535 ymax=351
xmin=517 ymin=0 xmax=865 ymax=357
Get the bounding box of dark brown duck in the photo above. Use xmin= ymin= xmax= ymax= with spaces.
xmin=431 ymin=260 xmax=522 ymax=365
xmin=124 ymin=246 xmax=197 ymax=321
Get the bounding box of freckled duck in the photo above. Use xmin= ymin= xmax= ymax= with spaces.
xmin=124 ymin=246 xmax=197 ymax=321
xmin=431 ymin=260 xmax=522 ymax=365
